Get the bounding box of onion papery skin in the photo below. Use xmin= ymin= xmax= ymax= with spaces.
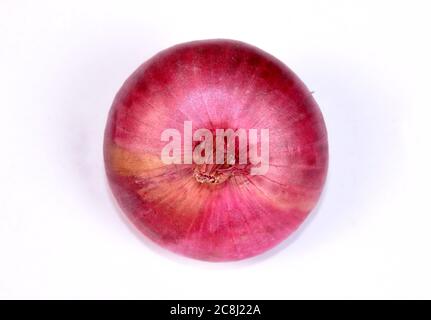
xmin=104 ymin=39 xmax=328 ymax=261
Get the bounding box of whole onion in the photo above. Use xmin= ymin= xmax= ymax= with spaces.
xmin=104 ymin=39 xmax=328 ymax=261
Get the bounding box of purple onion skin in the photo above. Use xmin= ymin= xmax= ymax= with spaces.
xmin=104 ymin=39 xmax=328 ymax=261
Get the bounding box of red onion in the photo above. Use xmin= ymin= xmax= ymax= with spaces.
xmin=104 ymin=39 xmax=328 ymax=261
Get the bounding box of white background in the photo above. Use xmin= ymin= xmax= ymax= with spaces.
xmin=0 ymin=0 xmax=430 ymax=299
